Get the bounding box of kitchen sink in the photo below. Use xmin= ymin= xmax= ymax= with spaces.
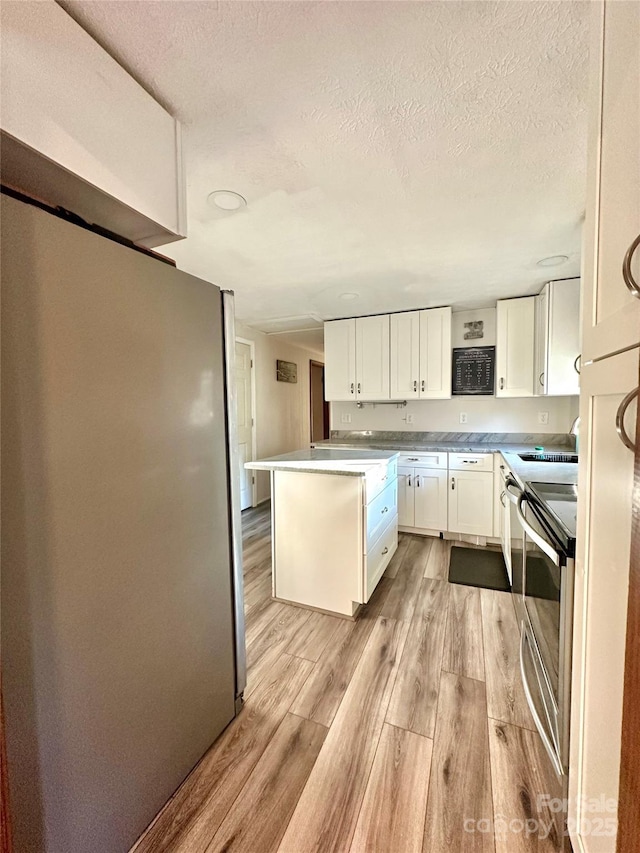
xmin=518 ymin=452 xmax=578 ymax=463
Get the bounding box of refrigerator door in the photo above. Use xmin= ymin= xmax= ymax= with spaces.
xmin=1 ymin=192 xmax=237 ymax=852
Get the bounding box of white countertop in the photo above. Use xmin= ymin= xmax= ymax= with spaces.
xmin=245 ymin=448 xmax=399 ymax=476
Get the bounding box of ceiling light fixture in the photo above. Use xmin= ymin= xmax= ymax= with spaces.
xmin=340 ymin=292 xmax=359 ymax=301
xmin=537 ymin=254 xmax=569 ymax=268
xmin=207 ymin=190 xmax=247 ymax=211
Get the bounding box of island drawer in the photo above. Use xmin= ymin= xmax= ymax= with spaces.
xmin=365 ymin=458 xmax=398 ymax=503
xmin=364 ymin=514 xmax=398 ymax=602
xmin=365 ymin=478 xmax=398 ymax=552
xmin=448 ymin=452 xmax=494 ymax=472
xmin=398 ymin=451 xmax=447 ymax=469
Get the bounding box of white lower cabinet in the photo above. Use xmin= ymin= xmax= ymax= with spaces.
xmin=398 ymin=454 xmax=448 ymax=533
xmin=448 ymin=470 xmax=494 ymax=537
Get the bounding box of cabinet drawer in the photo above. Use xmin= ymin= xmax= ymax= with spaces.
xmin=365 ymin=458 xmax=398 ymax=503
xmin=365 ymin=479 xmax=398 ymax=553
xmin=398 ymin=451 xmax=447 ymax=469
xmin=448 ymin=452 xmax=494 ymax=472
xmin=364 ymin=514 xmax=398 ymax=602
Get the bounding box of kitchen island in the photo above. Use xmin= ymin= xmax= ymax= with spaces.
xmin=246 ymin=449 xmax=399 ymax=617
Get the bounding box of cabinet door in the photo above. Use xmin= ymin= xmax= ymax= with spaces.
xmin=582 ymin=0 xmax=640 ymax=362
xmin=397 ymin=467 xmax=415 ymax=527
xmin=324 ymin=319 xmax=356 ymax=401
xmin=390 ymin=312 xmax=420 ymax=399
xmin=414 ymin=468 xmax=448 ymax=532
xmin=419 ymin=307 xmax=452 ymax=399
xmin=448 ymin=470 xmax=494 ymax=536
xmin=534 ymin=287 xmax=549 ymax=396
xmin=568 ymin=345 xmax=639 ymax=853
xmin=496 ymin=296 xmax=535 ymax=398
xmin=355 ymin=315 xmax=390 ymax=400
xmin=547 ymin=278 xmax=581 ymax=396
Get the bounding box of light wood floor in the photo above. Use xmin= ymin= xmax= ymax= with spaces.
xmin=132 ymin=503 xmax=563 ymax=853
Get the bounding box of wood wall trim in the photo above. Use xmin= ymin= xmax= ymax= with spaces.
xmin=617 ymin=360 xmax=640 ymax=852
xmin=1 ymin=675 xmax=13 ymax=853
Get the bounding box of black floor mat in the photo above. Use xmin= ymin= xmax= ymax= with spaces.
xmin=448 ymin=546 xmax=511 ymax=592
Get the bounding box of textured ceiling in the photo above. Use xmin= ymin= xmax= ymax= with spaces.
xmin=60 ymin=0 xmax=590 ymax=328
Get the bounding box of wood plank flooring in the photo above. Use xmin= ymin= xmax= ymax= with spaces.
xmin=131 ymin=505 xmax=563 ymax=853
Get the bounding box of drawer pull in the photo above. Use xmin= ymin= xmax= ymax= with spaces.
xmin=407 ymin=457 xmax=419 ymax=461
xmin=461 ymin=460 xmax=479 ymax=464
xmin=499 ymin=377 xmax=504 ymax=390
xmin=451 ymin=477 xmax=455 ymax=490
xmin=381 ymin=506 xmax=389 ymax=514
xmin=382 ymin=546 xmax=389 ymax=555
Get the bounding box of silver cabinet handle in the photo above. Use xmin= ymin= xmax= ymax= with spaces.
xmin=421 ymin=379 xmax=425 ymax=392
xmin=516 ymin=494 xmax=560 ymax=565
xmin=357 ymin=383 xmax=361 ymax=394
xmin=407 ymin=475 xmax=412 ymax=487
xmin=616 ymin=387 xmax=639 ymax=452
xmin=519 ymin=630 xmax=564 ymax=778
xmin=623 ymin=233 xmax=640 ymax=299
xmin=407 ymin=457 xmax=419 ymax=461
xmin=415 ymin=475 xmax=420 ymax=488
xmin=500 ymin=490 xmax=507 ymax=507
xmin=539 ymin=372 xmax=545 ymax=387
xmin=413 ymin=380 xmax=417 ymax=391
xmin=381 ymin=506 xmax=389 ymax=514
xmin=499 ymin=377 xmax=505 ymax=390
xmin=573 ymin=355 xmax=581 ymax=375
xmin=350 ymin=382 xmax=354 ymax=394
xmin=382 ymin=546 xmax=389 ymax=555
xmin=451 ymin=477 xmax=455 ymax=490
xmin=461 ymin=460 xmax=479 ymax=464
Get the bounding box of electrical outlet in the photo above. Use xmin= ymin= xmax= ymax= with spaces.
xmin=538 ymin=411 xmax=549 ymax=425
xmin=341 ymin=413 xmax=352 ymax=424
xmin=459 ymin=412 xmax=468 ymax=424
xmin=405 ymin=413 xmax=415 ymax=425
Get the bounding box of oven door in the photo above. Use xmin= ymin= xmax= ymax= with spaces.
xmin=517 ymin=492 xmax=574 ymax=774
xmin=504 ymin=476 xmax=525 ymax=624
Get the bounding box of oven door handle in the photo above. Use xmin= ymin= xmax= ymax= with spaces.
xmin=519 ymin=629 xmax=564 ymax=778
xmin=504 ymin=476 xmax=521 ymax=504
xmin=516 ymin=494 xmax=561 ymax=566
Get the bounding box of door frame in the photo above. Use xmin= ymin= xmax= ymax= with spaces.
xmin=236 ymin=337 xmax=257 ymax=509
xmin=309 ymin=359 xmax=330 ymax=443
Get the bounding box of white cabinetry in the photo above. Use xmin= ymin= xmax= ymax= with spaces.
xmin=356 ymin=315 xmax=390 ymax=401
xmin=496 ymin=296 xmax=535 ymax=398
xmin=324 ymin=319 xmax=356 ymax=401
xmin=389 ymin=308 xmax=452 ymax=400
xmin=324 ymin=315 xmax=390 ymax=401
xmin=568 ymin=4 xmax=640 ymax=849
xmin=535 ymin=279 xmax=581 ymax=396
xmin=397 ymin=452 xmax=448 ymax=533
xmin=0 ymin=0 xmax=185 ymax=248
xmin=581 ymin=0 xmax=640 ymax=362
xmin=569 ymin=346 xmax=638 ymax=853
xmin=448 ymin=456 xmax=494 ymax=537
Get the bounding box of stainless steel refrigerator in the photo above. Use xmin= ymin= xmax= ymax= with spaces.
xmin=0 ymin=190 xmax=246 ymax=852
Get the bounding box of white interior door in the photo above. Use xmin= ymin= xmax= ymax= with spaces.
xmin=235 ymin=341 xmax=253 ymax=510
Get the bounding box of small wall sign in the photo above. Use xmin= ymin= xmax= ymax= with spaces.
xmin=452 ymin=346 xmax=495 ymax=395
xmin=276 ymin=359 xmax=297 ymax=383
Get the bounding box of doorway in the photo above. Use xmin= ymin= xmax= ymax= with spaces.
xmin=310 ymin=360 xmax=330 ymax=443
xmin=235 ymin=339 xmax=256 ymax=510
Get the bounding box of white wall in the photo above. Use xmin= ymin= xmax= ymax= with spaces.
xmin=236 ymin=322 xmax=323 ymax=503
xmin=331 ymin=395 xmax=577 ymax=435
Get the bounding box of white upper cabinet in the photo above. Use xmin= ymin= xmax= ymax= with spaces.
xmin=535 ymin=279 xmax=581 ymax=396
xmin=496 ymin=296 xmax=535 ymax=398
xmin=389 ymin=307 xmax=452 ymax=400
xmin=581 ymin=0 xmax=640 ymax=361
xmin=355 ymin=315 xmax=390 ymax=401
xmin=324 ymin=315 xmax=390 ymax=401
xmin=419 ymin=307 xmax=452 ymax=399
xmin=390 ymin=312 xmax=420 ymax=399
xmin=324 ymin=318 xmax=357 ymax=401
xmin=0 ymin=1 xmax=186 ymax=248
